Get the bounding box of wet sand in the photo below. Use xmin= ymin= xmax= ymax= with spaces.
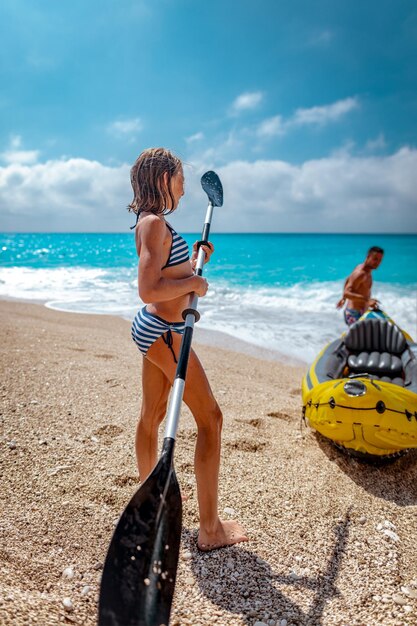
xmin=1 ymin=300 xmax=417 ymax=626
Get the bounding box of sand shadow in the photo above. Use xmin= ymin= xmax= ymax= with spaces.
xmin=313 ymin=431 xmax=417 ymax=506
xmin=182 ymin=510 xmax=351 ymax=626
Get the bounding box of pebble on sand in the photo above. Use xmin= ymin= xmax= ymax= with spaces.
xmin=48 ymin=465 xmax=71 ymax=476
xmin=383 ymin=529 xmax=400 ymax=542
xmin=62 ymin=598 xmax=74 ymax=612
xmin=392 ymin=593 xmax=408 ymax=605
xmin=62 ymin=567 xmax=74 ymax=579
xmin=223 ymin=506 xmax=236 ymax=515
xmin=383 ymin=520 xmax=396 ymax=530
xmin=402 ymin=585 xmax=417 ymax=599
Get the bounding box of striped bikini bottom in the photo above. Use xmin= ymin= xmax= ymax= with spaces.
xmin=131 ymin=307 xmax=185 ymax=362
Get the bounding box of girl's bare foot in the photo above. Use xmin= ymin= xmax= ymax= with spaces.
xmin=197 ymin=519 xmax=248 ymax=552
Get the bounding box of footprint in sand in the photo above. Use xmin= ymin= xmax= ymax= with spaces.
xmin=99 ymin=492 xmax=119 ymax=506
xmin=105 ymin=378 xmax=121 ymax=387
xmin=236 ymin=418 xmax=263 ymax=428
xmin=113 ymin=475 xmax=139 ymax=487
xmin=267 ymin=411 xmax=292 ymax=421
xmin=178 ymin=462 xmax=193 ymax=473
xmin=94 ymin=353 xmax=114 ymax=360
xmin=176 ymin=430 xmax=197 ymax=442
xmin=94 ymin=424 xmax=124 ymax=445
xmin=225 ymin=439 xmax=266 ymax=453
xmin=95 ymin=424 xmax=124 ymax=437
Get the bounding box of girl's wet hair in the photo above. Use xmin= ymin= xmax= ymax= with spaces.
xmin=128 ymin=148 xmax=182 ymax=226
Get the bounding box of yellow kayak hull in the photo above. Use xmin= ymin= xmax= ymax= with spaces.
xmin=302 ymin=376 xmax=417 ymax=457
xmin=302 ymin=310 xmax=417 ymax=459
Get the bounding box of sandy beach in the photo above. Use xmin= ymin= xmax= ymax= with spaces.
xmin=1 ymin=299 xmax=417 ymax=626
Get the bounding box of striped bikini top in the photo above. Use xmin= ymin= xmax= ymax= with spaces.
xmin=162 ymin=222 xmax=190 ymax=269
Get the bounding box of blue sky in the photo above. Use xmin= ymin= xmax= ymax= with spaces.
xmin=1 ymin=0 xmax=416 ymax=232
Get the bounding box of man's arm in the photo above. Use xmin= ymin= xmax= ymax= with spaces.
xmin=336 ymin=278 xmax=348 ymax=309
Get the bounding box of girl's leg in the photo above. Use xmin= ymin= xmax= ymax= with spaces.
xmin=146 ymin=335 xmax=248 ymax=551
xmin=136 ymin=356 xmax=171 ymax=481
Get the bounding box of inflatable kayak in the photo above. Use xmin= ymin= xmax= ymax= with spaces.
xmin=302 ymin=309 xmax=417 ymax=461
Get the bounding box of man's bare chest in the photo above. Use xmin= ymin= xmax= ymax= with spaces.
xmin=357 ymin=273 xmax=372 ymax=291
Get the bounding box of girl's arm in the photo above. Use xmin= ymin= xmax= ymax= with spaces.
xmin=138 ymin=217 xmax=206 ymax=303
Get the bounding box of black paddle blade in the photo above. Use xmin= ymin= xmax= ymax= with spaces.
xmin=201 ymin=171 xmax=223 ymax=207
xmin=98 ymin=439 xmax=182 ymax=626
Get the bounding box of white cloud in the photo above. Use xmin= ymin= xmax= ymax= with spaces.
xmin=1 ymin=147 xmax=416 ymax=233
xmin=107 ymin=117 xmax=143 ymax=139
xmin=291 ymin=97 xmax=359 ymax=127
xmin=231 ymin=91 xmax=263 ymax=114
xmin=186 ymin=129 xmax=247 ymax=167
xmin=256 ymin=97 xmax=360 ymax=139
xmin=0 ymin=157 xmax=130 ymax=231
xmin=330 ymin=140 xmax=356 ymax=158
xmin=11 ymin=137 xmax=22 ymax=149
xmin=1 ymin=149 xmax=40 ymax=165
xmin=177 ymin=148 xmax=417 ymax=233
xmin=364 ymin=133 xmax=387 ymax=152
xmin=186 ymin=132 xmax=204 ymax=143
xmin=257 ymin=115 xmax=285 ymax=138
xmin=1 ymin=135 xmax=40 ymax=165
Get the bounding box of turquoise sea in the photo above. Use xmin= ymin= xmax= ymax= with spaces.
xmin=1 ymin=232 xmax=416 ymax=363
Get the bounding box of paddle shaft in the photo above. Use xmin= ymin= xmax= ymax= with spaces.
xmin=164 ymin=200 xmax=214 ymax=440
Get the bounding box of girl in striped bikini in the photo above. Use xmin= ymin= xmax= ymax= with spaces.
xmin=129 ymin=148 xmax=247 ymax=551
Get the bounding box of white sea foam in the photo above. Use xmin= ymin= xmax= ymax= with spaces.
xmin=1 ymin=266 xmax=416 ymax=363
xmin=198 ymin=281 xmax=417 ymax=362
xmin=0 ymin=266 xmax=138 ymax=317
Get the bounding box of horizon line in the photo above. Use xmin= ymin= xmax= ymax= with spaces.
xmin=1 ymin=231 xmax=416 ymax=236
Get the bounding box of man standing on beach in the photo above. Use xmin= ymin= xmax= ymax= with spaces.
xmin=336 ymin=246 xmax=384 ymax=325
